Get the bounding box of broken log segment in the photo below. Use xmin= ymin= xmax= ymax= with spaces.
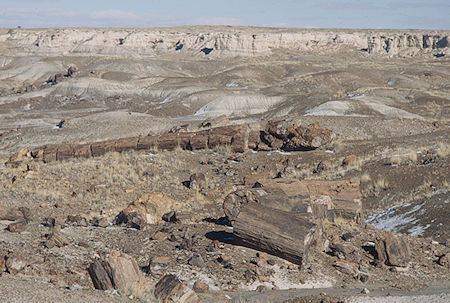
xmin=247 ymin=178 xmax=362 ymax=224
xmin=231 ymin=202 xmax=320 ymax=266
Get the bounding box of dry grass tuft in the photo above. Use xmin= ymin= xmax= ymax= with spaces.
xmin=437 ymin=142 xmax=450 ymax=158
xmin=361 ymin=173 xmax=371 ymax=182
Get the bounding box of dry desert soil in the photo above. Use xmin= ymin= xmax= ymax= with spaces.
xmin=0 ymin=26 xmax=449 ymax=302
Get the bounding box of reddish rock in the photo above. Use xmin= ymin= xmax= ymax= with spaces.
xmin=263 ymin=119 xmax=334 ymax=151
xmin=193 ymin=281 xmax=209 ymax=293
xmin=189 ymin=134 xmax=208 ymax=150
xmin=154 ymin=274 xmax=200 ymax=303
xmin=342 ymin=154 xmax=357 ymax=166
xmin=7 ymin=219 xmax=27 ymax=232
xmin=88 ymin=251 xmax=148 ymax=296
xmin=149 ymin=256 xmax=170 ymax=277
xmin=45 ymin=231 xmax=69 ymax=248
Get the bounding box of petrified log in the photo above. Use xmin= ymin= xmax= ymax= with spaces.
xmin=375 ymin=233 xmax=411 ymax=267
xmin=73 ymin=144 xmax=92 ymax=158
xmin=91 ymin=140 xmax=116 ymax=157
xmin=154 ymin=274 xmax=200 ymax=303
xmin=115 ymin=137 xmax=138 ymax=153
xmin=230 ymin=202 xmax=319 ymax=266
xmin=56 ymin=144 xmax=75 ymax=161
xmin=137 ymin=135 xmax=158 ymax=150
xmin=88 ymin=251 xmax=148 ymax=296
xmin=262 ymin=119 xmax=334 ymax=151
xmin=88 ymin=260 xmax=114 ymax=290
xmin=253 ymin=178 xmax=362 ymax=224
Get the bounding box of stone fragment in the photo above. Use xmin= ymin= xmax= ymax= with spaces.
xmin=56 ymin=144 xmax=75 ymax=161
xmin=91 ymin=140 xmax=116 ymax=157
xmin=118 ymin=192 xmax=179 ymax=225
xmin=137 ymin=136 xmax=158 ymax=150
xmin=333 ymin=261 xmax=357 ymax=276
xmin=45 ymin=231 xmax=69 ymax=248
xmin=92 ymin=217 xmax=109 ymax=228
xmin=0 ymin=206 xmax=24 ymax=221
xmin=115 ymin=137 xmax=138 ymax=153
xmin=149 ymin=256 xmax=170 ymax=277
xmin=342 ymin=154 xmax=357 ymax=166
xmin=437 ymin=253 xmax=449 ymax=268
xmin=189 ymin=172 xmax=206 ymax=190
xmin=188 ymin=254 xmax=205 ymax=268
xmin=154 ymin=274 xmax=200 ymax=303
xmin=73 ymin=144 xmax=92 ymax=158
xmin=193 ymin=281 xmax=209 ymax=293
xmin=5 ymin=253 xmax=28 ymax=275
xmin=7 ymin=219 xmax=27 ymax=232
xmin=66 ymin=215 xmax=88 ymax=227
xmin=115 ymin=211 xmax=146 ymax=230
xmin=162 ymin=211 xmax=178 ymax=223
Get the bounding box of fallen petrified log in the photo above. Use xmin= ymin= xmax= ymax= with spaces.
xmin=225 ymin=178 xmax=362 ymax=224
xmin=374 ymin=232 xmax=411 ymax=267
xmin=229 ymin=201 xmax=320 ymax=266
xmin=5 ymin=119 xmax=334 ymax=165
xmin=223 ymin=178 xmax=362 ymax=265
xmin=154 ymin=274 xmax=200 ymax=303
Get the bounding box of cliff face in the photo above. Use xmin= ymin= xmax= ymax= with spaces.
xmin=0 ymin=27 xmax=448 ymax=58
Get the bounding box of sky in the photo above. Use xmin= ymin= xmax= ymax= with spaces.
xmin=0 ymin=0 xmax=449 ymax=29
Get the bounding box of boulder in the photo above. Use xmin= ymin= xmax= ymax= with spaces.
xmin=7 ymin=219 xmax=27 ymax=232
xmin=5 ymin=253 xmax=28 ymax=275
xmin=189 ymin=172 xmax=206 ymax=190
xmin=149 ymin=256 xmax=170 ymax=277
xmin=88 ymin=251 xmax=149 ymax=297
xmin=118 ymin=192 xmax=180 ymax=225
xmin=375 ymin=233 xmax=411 ymax=267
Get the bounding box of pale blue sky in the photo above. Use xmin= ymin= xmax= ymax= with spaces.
xmin=0 ymin=0 xmax=448 ymax=29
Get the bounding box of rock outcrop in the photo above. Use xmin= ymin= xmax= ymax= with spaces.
xmin=1 ymin=27 xmax=448 ymax=58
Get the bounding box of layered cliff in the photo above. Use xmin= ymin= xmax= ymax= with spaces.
xmin=0 ymin=27 xmax=448 ymax=58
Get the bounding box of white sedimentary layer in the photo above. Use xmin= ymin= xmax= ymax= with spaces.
xmin=0 ymin=27 xmax=448 ymax=58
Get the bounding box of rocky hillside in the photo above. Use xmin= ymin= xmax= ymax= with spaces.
xmin=0 ymin=27 xmax=448 ymax=58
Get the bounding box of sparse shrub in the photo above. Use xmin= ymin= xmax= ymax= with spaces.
xmin=437 ymin=142 xmax=449 ymax=158
xmin=408 ymin=150 xmax=418 ymax=163
xmin=361 ymin=173 xmax=371 ymax=182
